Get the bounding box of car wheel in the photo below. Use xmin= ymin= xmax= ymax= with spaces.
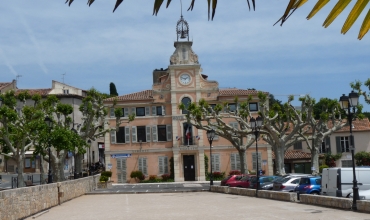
xmin=226 ymin=184 xmax=230 ymax=187
xmin=311 ymin=192 xmax=319 ymax=195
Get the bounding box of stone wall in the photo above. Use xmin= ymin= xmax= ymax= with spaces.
xmin=358 ymin=200 xmax=370 ymax=213
xmin=300 ymin=194 xmax=352 ymax=210
xmin=0 ymin=176 xmax=97 ymax=220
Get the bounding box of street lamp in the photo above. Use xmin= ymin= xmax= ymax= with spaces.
xmin=207 ymin=129 xmax=215 ymax=187
xmin=44 ymin=116 xmax=53 ymax=184
xmin=250 ymin=116 xmax=263 ymax=197
xmin=71 ymin=128 xmax=78 ymax=179
xmin=87 ymin=139 xmax=91 ymax=176
xmin=339 ymin=91 xmax=360 ymax=210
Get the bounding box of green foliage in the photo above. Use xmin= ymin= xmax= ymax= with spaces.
xmin=101 ymin=171 xmax=112 ymax=178
xmin=354 ymin=151 xmax=370 ymax=166
xmin=109 ymin=82 xmax=118 ymax=97
xmin=130 ymin=170 xmax=145 ymax=181
xmin=204 ymin=154 xmax=209 ymax=174
xmin=99 ymin=175 xmax=109 ymax=182
xmin=319 ymin=165 xmax=329 ymax=173
xmin=324 ymin=153 xmax=342 ymax=167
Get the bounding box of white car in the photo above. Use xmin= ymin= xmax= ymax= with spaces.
xmin=349 ymin=189 xmax=370 ymax=200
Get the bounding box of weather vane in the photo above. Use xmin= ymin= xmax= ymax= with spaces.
xmin=176 ymin=0 xmax=189 ymax=41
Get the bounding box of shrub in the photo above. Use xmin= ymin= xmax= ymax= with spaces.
xmin=149 ymin=175 xmax=157 ymax=181
xmin=101 ymin=171 xmax=112 ymax=178
xmin=324 ymin=153 xmax=342 ymax=167
xmin=161 ymin=174 xmax=171 ymax=181
xmin=229 ymin=170 xmax=241 ymax=175
xmin=99 ymin=175 xmax=109 ymax=182
xmin=130 ymin=170 xmax=145 ymax=181
xmin=319 ymin=165 xmax=329 ymax=173
xmin=355 ymin=151 xmax=370 ymax=166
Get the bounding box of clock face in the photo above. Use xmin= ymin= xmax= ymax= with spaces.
xmin=180 ymin=74 xmax=191 ymax=85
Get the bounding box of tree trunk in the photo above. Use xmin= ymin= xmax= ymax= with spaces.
xmin=75 ymin=153 xmax=83 ymax=176
xmin=237 ymin=149 xmax=247 ymax=174
xmin=16 ymin=156 xmax=25 ymax=188
xmin=274 ymin=147 xmax=286 ymax=176
xmin=310 ymin=138 xmax=322 ymax=176
xmin=53 ymin=157 xmax=66 ymax=182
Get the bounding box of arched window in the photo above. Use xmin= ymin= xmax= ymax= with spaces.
xmin=181 ymin=97 xmax=191 ymax=114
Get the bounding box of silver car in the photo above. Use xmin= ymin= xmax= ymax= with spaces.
xmin=273 ymin=176 xmax=302 ymax=192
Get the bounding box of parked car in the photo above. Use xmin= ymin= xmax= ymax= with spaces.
xmin=260 ymin=176 xmax=284 ymax=190
xmin=221 ymin=175 xmax=247 ymax=187
xmin=249 ymin=176 xmax=279 ymax=189
xmin=294 ymin=176 xmax=321 ymax=195
xmin=273 ymin=176 xmax=303 ymax=192
xmin=227 ymin=175 xmax=254 ymax=188
xmin=349 ymin=189 xmax=370 ymax=200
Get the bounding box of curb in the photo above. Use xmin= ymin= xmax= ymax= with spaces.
xmin=85 ymin=189 xmax=210 ymax=195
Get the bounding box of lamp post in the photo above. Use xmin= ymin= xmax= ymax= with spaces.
xmin=250 ymin=116 xmax=263 ymax=197
xmin=71 ymin=128 xmax=78 ymax=179
xmin=87 ymin=140 xmax=91 ymax=176
xmin=339 ymin=91 xmax=360 ymax=210
xmin=207 ymin=129 xmax=215 ymax=187
xmin=44 ymin=116 xmax=53 ymax=184
xmin=0 ymin=97 xmax=3 ymax=106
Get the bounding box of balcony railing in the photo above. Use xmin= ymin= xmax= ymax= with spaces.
xmin=181 ymin=136 xmax=198 ymax=146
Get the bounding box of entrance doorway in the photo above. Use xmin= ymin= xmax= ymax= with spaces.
xmin=183 ymin=155 xmax=195 ymax=181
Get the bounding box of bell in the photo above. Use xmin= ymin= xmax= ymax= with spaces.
xmin=180 ymin=31 xmax=186 ymax=39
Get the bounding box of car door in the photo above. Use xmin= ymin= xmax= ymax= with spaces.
xmin=284 ymin=178 xmax=301 ymax=191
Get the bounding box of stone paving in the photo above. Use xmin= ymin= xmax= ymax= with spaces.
xmin=25 ymin=192 xmax=370 ymax=220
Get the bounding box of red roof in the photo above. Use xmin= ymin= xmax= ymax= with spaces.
xmin=105 ymin=90 xmax=154 ymax=102
xmin=16 ymin=89 xmax=52 ymax=96
xmin=218 ymin=89 xmax=264 ymax=96
xmin=272 ymin=150 xmax=311 ymax=160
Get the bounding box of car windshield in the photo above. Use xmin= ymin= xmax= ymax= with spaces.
xmin=240 ymin=176 xmax=250 ymax=181
xmin=222 ymin=176 xmax=232 ymax=181
xmin=280 ymin=177 xmax=292 ymax=183
xmin=273 ymin=177 xmax=284 ymax=183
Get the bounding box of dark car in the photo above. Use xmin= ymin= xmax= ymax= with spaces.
xmin=294 ymin=176 xmax=321 ymax=195
xmin=249 ymin=176 xmax=279 ymax=189
xmin=228 ymin=175 xmax=254 ymax=188
xmin=221 ymin=175 xmax=246 ymax=187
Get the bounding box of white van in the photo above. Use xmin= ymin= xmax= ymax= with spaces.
xmin=321 ymin=167 xmax=370 ymax=198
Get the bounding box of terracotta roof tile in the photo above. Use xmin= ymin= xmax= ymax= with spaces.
xmin=218 ymin=88 xmax=267 ymax=96
xmin=335 ymin=118 xmax=370 ymax=132
xmin=0 ymin=82 xmax=12 ymax=90
xmin=16 ymin=89 xmax=52 ymax=96
xmin=104 ymin=90 xmax=154 ymax=102
xmin=272 ymin=150 xmax=311 ymax=160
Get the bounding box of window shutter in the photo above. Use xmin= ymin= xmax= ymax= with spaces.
xmin=236 ymin=154 xmax=241 ymax=171
xmin=125 ymin=126 xmax=130 ymax=143
xmin=158 ymin=157 xmax=164 ymax=174
xmin=132 ymin=126 xmax=137 ymax=143
xmin=215 ymin=155 xmax=220 ymax=172
xmin=152 ymin=106 xmax=157 ymax=115
xmin=166 ymin=125 xmax=172 ymax=141
xmin=325 ymin=137 xmax=331 ymax=153
xmin=143 ymin=158 xmax=147 ymax=175
xmin=252 ymin=153 xmax=261 ymax=170
xmin=117 ymin=159 xmax=122 ymax=183
xmin=152 ymin=125 xmax=158 ymax=142
xmin=164 ymin=156 xmax=168 ymax=174
xmin=110 ymin=130 xmax=116 ymax=143
xmin=124 ymin=108 xmax=129 ymax=117
xmin=122 ymin=158 xmax=127 ymax=182
xmin=138 ymin=158 xmax=143 ymax=173
xmin=146 ymin=126 xmax=151 ymax=142
xmin=211 ymin=155 xmax=215 ymax=171
xmin=231 ymin=154 xmax=236 ymax=170
xmin=110 ymin=108 xmax=115 ymax=117
xmin=131 ymin=107 xmax=136 ymax=115
xmin=145 ymin=106 xmax=150 ymax=116
xmin=162 ymin=106 xmax=166 ymax=115
xmin=336 ymin=136 xmax=341 ymax=154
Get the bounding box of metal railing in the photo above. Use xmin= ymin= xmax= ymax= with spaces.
xmin=182 ymin=136 xmax=198 ymax=146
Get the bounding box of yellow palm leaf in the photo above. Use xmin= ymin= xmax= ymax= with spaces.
xmin=341 ymin=0 xmax=369 ymax=34
xmin=323 ymin=0 xmax=352 ymax=28
xmin=153 ymin=0 xmax=164 ymax=15
xmin=358 ymin=9 xmax=370 ymax=39
xmin=307 ymin=0 xmax=331 ymax=20
xmin=294 ymin=0 xmax=309 ymax=8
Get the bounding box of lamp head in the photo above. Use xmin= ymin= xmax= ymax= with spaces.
xmin=44 ymin=116 xmax=53 ymax=128
xmin=207 ymin=129 xmax=215 ymax=141
xmin=249 ymin=117 xmax=256 ymax=128
xmin=348 ymin=90 xmax=359 ymax=107
xmin=339 ymin=94 xmax=349 ymax=110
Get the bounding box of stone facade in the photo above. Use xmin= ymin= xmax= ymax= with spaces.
xmin=0 ymin=176 xmax=98 ymax=220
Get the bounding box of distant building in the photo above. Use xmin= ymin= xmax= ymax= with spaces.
xmin=103 ymin=16 xmax=273 ymax=183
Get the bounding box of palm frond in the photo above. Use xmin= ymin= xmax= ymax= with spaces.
xmin=153 ymin=0 xmax=164 ymax=16
xmin=307 ymin=0 xmax=330 ymax=19
xmin=341 ymin=0 xmax=369 ymax=34
xmin=188 ymin=0 xmax=195 ymax=11
xmin=358 ymin=9 xmax=370 ymax=39
xmin=87 ymin=0 xmax=95 ymax=7
xmin=113 ymin=0 xmax=124 ymax=13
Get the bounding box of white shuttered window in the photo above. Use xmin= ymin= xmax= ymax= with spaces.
xmin=211 ymin=154 xmax=221 ymax=172
xmin=138 ymin=157 xmax=148 ymax=175
xmin=116 ymin=158 xmax=127 ymax=183
xmin=230 ymin=153 xmax=240 ymax=171
xmin=158 ymin=156 xmax=169 ymax=174
xmin=131 ymin=126 xmax=137 ymax=143
xmin=252 ymin=152 xmax=262 ymax=171
xmin=110 ymin=130 xmax=116 ymax=143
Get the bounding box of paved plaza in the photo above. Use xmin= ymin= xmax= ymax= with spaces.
xmin=26 ymin=192 xmax=370 ymax=220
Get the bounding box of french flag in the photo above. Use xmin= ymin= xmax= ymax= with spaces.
xmin=186 ymin=127 xmax=191 ymax=140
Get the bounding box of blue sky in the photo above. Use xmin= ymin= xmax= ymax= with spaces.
xmin=0 ymin=1 xmax=369 ymax=111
